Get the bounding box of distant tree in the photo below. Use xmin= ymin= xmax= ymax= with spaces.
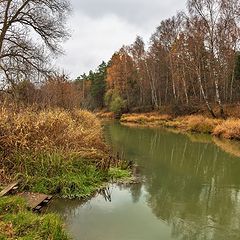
xmin=187 ymin=0 xmax=240 ymax=117
xmin=41 ymin=74 xmax=80 ymax=109
xmin=106 ymin=48 xmax=139 ymax=109
xmin=130 ymin=36 xmax=150 ymax=107
xmin=90 ymin=61 xmax=107 ymax=108
xmin=233 ymin=53 xmax=240 ymax=100
xmin=75 ymin=73 xmax=90 ymax=107
xmin=73 ymin=0 xmax=240 ymax=117
xmin=14 ymin=80 xmax=38 ymax=105
xmin=104 ymin=89 xmax=126 ymax=117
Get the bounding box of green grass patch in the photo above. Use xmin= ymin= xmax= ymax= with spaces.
xmin=109 ymin=167 xmax=131 ymax=181
xmin=4 ymin=151 xmax=132 ymax=199
xmin=0 ymin=196 xmax=69 ymax=240
xmin=8 ymin=151 xmax=108 ymax=199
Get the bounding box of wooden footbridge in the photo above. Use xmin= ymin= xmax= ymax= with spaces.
xmin=0 ymin=181 xmax=52 ymax=212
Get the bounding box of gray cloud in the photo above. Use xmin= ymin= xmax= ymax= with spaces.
xmin=56 ymin=0 xmax=186 ymax=79
xmin=71 ymin=0 xmax=186 ymax=26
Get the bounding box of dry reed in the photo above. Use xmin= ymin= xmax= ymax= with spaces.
xmin=213 ymin=119 xmax=240 ymax=140
xmin=0 ymin=107 xmax=106 ymax=154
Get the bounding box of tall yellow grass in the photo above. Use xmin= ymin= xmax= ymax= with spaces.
xmin=121 ymin=113 xmax=171 ymax=124
xmin=178 ymin=115 xmax=222 ymax=133
xmin=121 ymin=113 xmax=240 ymax=141
xmin=213 ymin=119 xmax=240 ymax=140
xmin=0 ymin=107 xmax=106 ymax=154
xmin=95 ymin=111 xmax=115 ymax=119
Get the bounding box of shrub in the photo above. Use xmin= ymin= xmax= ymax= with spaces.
xmin=184 ymin=115 xmax=221 ymax=134
xmin=110 ymin=96 xmax=126 ymax=117
xmin=213 ymin=119 xmax=240 ymax=140
xmin=104 ymin=90 xmax=126 ymax=117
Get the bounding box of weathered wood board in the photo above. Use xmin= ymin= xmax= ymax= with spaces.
xmin=17 ymin=192 xmax=52 ymax=210
xmin=0 ymin=181 xmax=19 ymax=197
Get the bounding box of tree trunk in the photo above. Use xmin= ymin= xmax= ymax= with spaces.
xmin=197 ymin=69 xmax=216 ymax=118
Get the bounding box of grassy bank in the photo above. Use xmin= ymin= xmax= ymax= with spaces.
xmin=0 ymin=107 xmax=129 ymax=194
xmin=0 ymin=107 xmax=131 ymax=239
xmin=120 ymin=113 xmax=240 ymax=141
xmin=0 ymin=196 xmax=68 ymax=239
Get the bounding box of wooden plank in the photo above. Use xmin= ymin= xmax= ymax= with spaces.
xmin=17 ymin=192 xmax=52 ymax=209
xmin=33 ymin=205 xmax=42 ymax=212
xmin=0 ymin=181 xmax=19 ymax=197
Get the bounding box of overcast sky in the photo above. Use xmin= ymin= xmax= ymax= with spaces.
xmin=56 ymin=0 xmax=186 ymax=79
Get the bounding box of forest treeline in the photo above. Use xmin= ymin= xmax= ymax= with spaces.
xmin=79 ymin=0 xmax=240 ymax=118
xmin=1 ymin=0 xmax=240 ymax=119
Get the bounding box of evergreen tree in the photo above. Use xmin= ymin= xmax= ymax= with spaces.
xmin=90 ymin=61 xmax=107 ymax=108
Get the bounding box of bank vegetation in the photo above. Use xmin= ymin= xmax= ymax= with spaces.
xmin=121 ymin=113 xmax=240 ymax=141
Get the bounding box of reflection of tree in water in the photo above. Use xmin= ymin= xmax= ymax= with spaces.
xmin=144 ymin=133 xmax=240 ymax=239
xmin=129 ymin=183 xmax=143 ymax=203
xmin=107 ymin=123 xmax=240 ymax=240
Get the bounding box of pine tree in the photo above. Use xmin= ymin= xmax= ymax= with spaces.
xmin=90 ymin=61 xmax=107 ymax=108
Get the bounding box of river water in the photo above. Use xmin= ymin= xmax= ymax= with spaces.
xmin=48 ymin=122 xmax=240 ymax=240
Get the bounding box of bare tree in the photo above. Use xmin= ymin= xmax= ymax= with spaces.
xmin=0 ymin=0 xmax=70 ymax=92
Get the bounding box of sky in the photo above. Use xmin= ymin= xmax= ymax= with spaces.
xmin=56 ymin=0 xmax=186 ymax=79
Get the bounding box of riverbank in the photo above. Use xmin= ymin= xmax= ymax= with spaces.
xmin=0 ymin=107 xmax=132 ymax=239
xmin=120 ymin=113 xmax=240 ymax=141
xmin=0 ymin=196 xmax=68 ymax=239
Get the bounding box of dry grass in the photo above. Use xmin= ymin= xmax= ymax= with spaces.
xmin=0 ymin=107 xmax=106 ymax=154
xmin=121 ymin=112 xmax=240 ymax=142
xmin=120 ymin=113 xmax=220 ymax=134
xmin=121 ymin=113 xmax=171 ymax=125
xmin=213 ymin=119 xmax=240 ymax=140
xmin=0 ymin=107 xmax=118 ymax=195
xmin=95 ymin=111 xmax=115 ymax=119
xmin=177 ymin=115 xmax=222 ymax=134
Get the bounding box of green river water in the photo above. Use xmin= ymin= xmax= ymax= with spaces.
xmin=48 ymin=122 xmax=240 ymax=240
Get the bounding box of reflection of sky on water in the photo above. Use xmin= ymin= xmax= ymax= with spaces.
xmin=51 ymin=185 xmax=171 ymax=240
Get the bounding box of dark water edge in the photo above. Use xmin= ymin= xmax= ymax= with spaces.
xmin=47 ymin=122 xmax=240 ymax=240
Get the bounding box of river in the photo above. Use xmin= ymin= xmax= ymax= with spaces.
xmin=47 ymin=122 xmax=240 ymax=240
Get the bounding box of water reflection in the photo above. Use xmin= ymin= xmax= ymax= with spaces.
xmin=104 ymin=123 xmax=240 ymax=239
xmin=48 ymin=123 xmax=240 ymax=240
